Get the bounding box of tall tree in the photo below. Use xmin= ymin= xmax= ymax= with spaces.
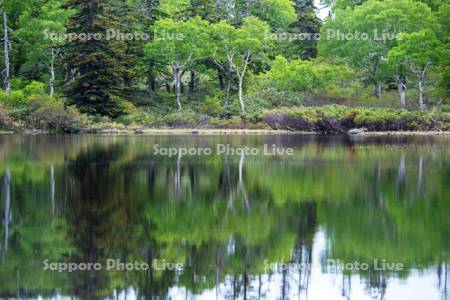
xmin=388 ymin=30 xmax=446 ymax=110
xmin=1 ymin=3 xmax=10 ymax=95
xmin=228 ymin=17 xmax=271 ymax=112
xmin=318 ymin=0 xmax=437 ymax=99
xmin=63 ymin=0 xmax=132 ymax=117
xmin=288 ymin=0 xmax=321 ymax=59
xmin=145 ymin=17 xmax=212 ymax=109
xmin=16 ymin=0 xmax=72 ymax=96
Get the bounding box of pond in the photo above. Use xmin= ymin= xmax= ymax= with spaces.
xmin=0 ymin=134 xmax=449 ymax=300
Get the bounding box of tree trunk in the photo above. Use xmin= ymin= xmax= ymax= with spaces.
xmin=225 ymin=66 xmax=232 ymax=106
xmin=51 ymin=164 xmax=55 ymax=216
xmin=417 ymin=155 xmax=424 ymax=194
xmin=237 ymin=75 xmax=245 ymax=113
xmin=49 ymin=49 xmax=56 ymax=97
xmin=243 ymin=0 xmax=250 ymax=17
xmin=3 ymin=165 xmax=11 ymax=256
xmin=375 ymin=81 xmax=382 ymax=98
xmin=189 ymin=70 xmax=196 ymax=93
xmin=146 ymin=0 xmax=154 ymax=17
xmin=174 ymin=152 xmax=181 ymax=199
xmin=218 ymin=69 xmax=224 ymax=90
xmin=3 ymin=11 xmax=10 ymax=96
xmin=418 ymin=73 xmax=426 ymax=111
xmin=173 ymin=65 xmax=182 ymax=110
xmin=396 ymin=75 xmax=406 ymax=107
xmin=147 ymin=60 xmax=156 ymax=99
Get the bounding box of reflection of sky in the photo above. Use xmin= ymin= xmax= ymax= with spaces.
xmin=162 ymin=229 xmax=443 ymax=300
xmin=17 ymin=232 xmax=446 ymax=299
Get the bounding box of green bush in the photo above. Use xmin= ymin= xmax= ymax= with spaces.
xmin=210 ymin=116 xmax=245 ymax=129
xmin=263 ymin=105 xmax=450 ymax=133
xmin=23 ymin=81 xmax=46 ymax=97
xmin=0 ymin=104 xmax=13 ymax=130
xmin=0 ymin=90 xmax=26 ymax=108
xmin=25 ymin=96 xmax=87 ymax=132
xmin=199 ymin=96 xmax=222 ymax=117
xmin=117 ymin=112 xmax=156 ymax=126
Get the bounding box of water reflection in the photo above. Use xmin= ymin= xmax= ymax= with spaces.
xmin=0 ymin=135 xmax=449 ymax=300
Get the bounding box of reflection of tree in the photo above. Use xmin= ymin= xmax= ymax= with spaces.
xmin=0 ymin=136 xmax=448 ymax=299
xmin=320 ymin=152 xmax=450 ymax=299
xmin=2 ymin=165 xmax=11 ymax=263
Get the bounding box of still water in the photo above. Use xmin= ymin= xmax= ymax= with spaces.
xmin=0 ymin=134 xmax=449 ymax=300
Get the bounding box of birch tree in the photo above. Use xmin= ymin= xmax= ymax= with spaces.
xmin=388 ymin=30 xmax=446 ymax=110
xmin=16 ymin=0 xmax=71 ymax=96
xmin=145 ymin=17 xmax=212 ymax=110
xmin=1 ymin=5 xmax=10 ymax=95
xmin=318 ymin=0 xmax=437 ymax=99
xmin=210 ymin=21 xmax=237 ymax=106
xmin=228 ymin=17 xmax=270 ymax=113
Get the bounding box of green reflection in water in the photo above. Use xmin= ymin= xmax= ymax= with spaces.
xmin=0 ymin=135 xmax=448 ymax=299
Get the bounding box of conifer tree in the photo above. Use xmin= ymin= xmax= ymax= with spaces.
xmin=289 ymin=0 xmax=321 ymax=59
xmin=63 ymin=0 xmax=131 ymax=117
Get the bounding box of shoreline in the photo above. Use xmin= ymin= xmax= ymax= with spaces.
xmin=1 ymin=129 xmax=450 ymax=136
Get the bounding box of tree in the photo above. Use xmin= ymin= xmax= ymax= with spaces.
xmin=388 ymin=30 xmax=446 ymax=110
xmin=145 ymin=17 xmax=212 ymax=109
xmin=210 ymin=21 xmax=237 ymax=105
xmin=227 ymin=17 xmax=271 ymax=112
xmin=250 ymin=0 xmax=297 ymax=29
xmin=289 ymin=0 xmax=321 ymax=59
xmin=63 ymin=0 xmax=133 ymax=117
xmin=319 ymin=0 xmax=437 ymax=100
xmin=16 ymin=0 xmax=72 ymax=96
xmin=1 ymin=1 xmax=10 ymax=95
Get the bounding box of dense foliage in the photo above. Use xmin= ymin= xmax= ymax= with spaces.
xmin=0 ymin=0 xmax=448 ymax=131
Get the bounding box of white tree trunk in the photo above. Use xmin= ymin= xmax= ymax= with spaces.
xmin=3 ymin=165 xmax=11 ymax=255
xmin=172 ymin=64 xmax=182 ymax=110
xmin=238 ymin=75 xmax=245 ymax=113
xmin=418 ymin=74 xmax=426 ymax=111
xmin=232 ymin=52 xmax=250 ymax=113
xmin=375 ymin=81 xmax=382 ymax=98
xmin=225 ymin=65 xmax=232 ymax=106
xmin=396 ymin=76 xmax=406 ymax=107
xmin=399 ymin=86 xmax=406 ymax=107
xmin=51 ymin=164 xmax=55 ymax=216
xmin=3 ymin=11 xmax=10 ymax=96
xmin=417 ymin=155 xmax=424 ymax=194
xmin=49 ymin=49 xmax=56 ymax=97
xmin=174 ymin=152 xmax=181 ymax=198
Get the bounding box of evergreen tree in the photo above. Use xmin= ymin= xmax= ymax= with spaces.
xmin=63 ymin=0 xmax=131 ymax=117
xmin=289 ymin=0 xmax=321 ymax=59
xmin=180 ymin=0 xmax=218 ymax=22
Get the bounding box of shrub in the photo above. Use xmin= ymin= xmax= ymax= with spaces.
xmin=0 ymin=90 xmax=27 ymax=108
xmin=25 ymin=96 xmax=87 ymax=132
xmin=23 ymin=81 xmax=46 ymax=97
xmin=210 ymin=116 xmax=245 ymax=129
xmin=199 ymin=96 xmax=222 ymax=117
xmin=0 ymin=104 xmax=13 ymax=130
xmin=262 ymin=105 xmax=450 ymax=133
xmin=117 ymin=112 xmax=156 ymax=126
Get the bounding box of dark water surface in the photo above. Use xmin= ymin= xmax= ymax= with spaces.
xmin=0 ymin=135 xmax=449 ymax=300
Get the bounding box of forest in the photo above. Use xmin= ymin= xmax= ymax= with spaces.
xmin=0 ymin=0 xmax=449 ymax=132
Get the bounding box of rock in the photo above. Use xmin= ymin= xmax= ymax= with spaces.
xmin=100 ymin=128 xmax=120 ymax=134
xmin=347 ymin=127 xmax=368 ymax=135
xmin=25 ymin=129 xmax=45 ymax=135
